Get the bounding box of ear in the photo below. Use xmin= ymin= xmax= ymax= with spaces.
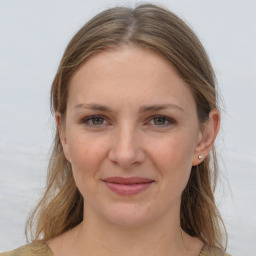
xmin=55 ymin=112 xmax=71 ymax=163
xmin=192 ymin=108 xmax=220 ymax=166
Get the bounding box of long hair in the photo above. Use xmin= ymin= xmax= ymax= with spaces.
xmin=26 ymin=3 xmax=227 ymax=251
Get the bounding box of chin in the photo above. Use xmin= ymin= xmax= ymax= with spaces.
xmin=99 ymin=202 xmax=156 ymax=228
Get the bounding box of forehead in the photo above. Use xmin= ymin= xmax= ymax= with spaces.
xmin=68 ymin=46 xmax=196 ymax=113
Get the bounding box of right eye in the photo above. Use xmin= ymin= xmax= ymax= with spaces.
xmin=82 ymin=116 xmax=108 ymax=126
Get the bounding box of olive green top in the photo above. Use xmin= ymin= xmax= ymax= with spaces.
xmin=0 ymin=242 xmax=231 ymax=256
xmin=0 ymin=242 xmax=54 ymax=256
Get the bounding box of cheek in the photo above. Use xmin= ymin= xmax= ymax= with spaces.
xmin=69 ymin=131 xmax=108 ymax=164
xmin=147 ymin=133 xmax=196 ymax=189
xmin=67 ymin=132 xmax=110 ymax=191
xmin=149 ymin=133 xmax=195 ymax=165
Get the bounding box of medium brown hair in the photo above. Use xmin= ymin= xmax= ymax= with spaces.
xmin=26 ymin=3 xmax=227 ymax=251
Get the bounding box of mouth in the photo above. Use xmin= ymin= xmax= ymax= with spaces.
xmin=102 ymin=177 xmax=155 ymax=195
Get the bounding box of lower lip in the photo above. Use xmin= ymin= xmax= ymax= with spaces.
xmin=104 ymin=181 xmax=154 ymax=195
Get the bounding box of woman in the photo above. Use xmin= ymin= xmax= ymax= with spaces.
xmin=1 ymin=3 xmax=230 ymax=256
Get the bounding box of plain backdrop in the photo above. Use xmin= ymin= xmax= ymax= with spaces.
xmin=0 ymin=0 xmax=256 ymax=255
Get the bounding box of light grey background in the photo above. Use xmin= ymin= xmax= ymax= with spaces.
xmin=0 ymin=0 xmax=256 ymax=255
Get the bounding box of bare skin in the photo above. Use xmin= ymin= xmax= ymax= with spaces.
xmin=49 ymin=222 xmax=204 ymax=256
xmin=49 ymin=46 xmax=219 ymax=256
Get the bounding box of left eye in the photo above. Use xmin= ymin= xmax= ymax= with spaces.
xmin=149 ymin=116 xmax=173 ymax=126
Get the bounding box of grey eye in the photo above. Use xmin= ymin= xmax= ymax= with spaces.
xmin=91 ymin=117 xmax=105 ymax=125
xmin=153 ymin=117 xmax=167 ymax=125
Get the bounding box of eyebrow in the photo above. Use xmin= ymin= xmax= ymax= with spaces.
xmin=74 ymin=103 xmax=112 ymax=111
xmin=74 ymin=103 xmax=185 ymax=113
xmin=139 ymin=104 xmax=185 ymax=113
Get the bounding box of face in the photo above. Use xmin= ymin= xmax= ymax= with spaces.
xmin=60 ymin=46 xmax=207 ymax=227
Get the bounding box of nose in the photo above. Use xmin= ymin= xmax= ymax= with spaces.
xmin=108 ymin=125 xmax=146 ymax=169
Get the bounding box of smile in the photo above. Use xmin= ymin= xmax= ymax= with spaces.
xmin=103 ymin=177 xmax=155 ymax=195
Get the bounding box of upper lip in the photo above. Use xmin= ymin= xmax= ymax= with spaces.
xmin=103 ymin=177 xmax=154 ymax=184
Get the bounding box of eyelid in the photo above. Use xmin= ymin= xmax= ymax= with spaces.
xmin=146 ymin=115 xmax=176 ymax=126
xmin=80 ymin=115 xmax=110 ymax=126
xmin=79 ymin=114 xmax=175 ymax=127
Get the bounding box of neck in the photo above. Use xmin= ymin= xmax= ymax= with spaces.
xmin=65 ymin=203 xmax=201 ymax=256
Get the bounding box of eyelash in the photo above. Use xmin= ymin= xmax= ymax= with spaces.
xmin=81 ymin=115 xmax=108 ymax=126
xmin=147 ymin=116 xmax=175 ymax=127
xmin=80 ymin=115 xmax=175 ymax=127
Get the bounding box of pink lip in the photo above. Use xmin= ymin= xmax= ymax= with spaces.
xmin=103 ymin=177 xmax=154 ymax=195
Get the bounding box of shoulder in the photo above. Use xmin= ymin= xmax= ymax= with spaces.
xmin=0 ymin=241 xmax=54 ymax=256
xmin=201 ymin=253 xmax=231 ymax=256
xmin=200 ymin=246 xmax=231 ymax=256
